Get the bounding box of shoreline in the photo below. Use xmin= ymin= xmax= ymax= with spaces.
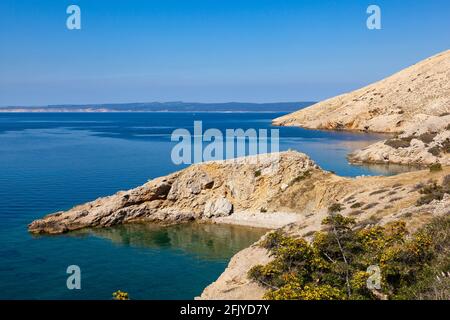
xmin=26 ymin=149 xmax=450 ymax=299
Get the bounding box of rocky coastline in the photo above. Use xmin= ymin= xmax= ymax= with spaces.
xmin=29 ymin=151 xmax=450 ymax=299
xmin=28 ymin=50 xmax=450 ymax=300
xmin=273 ymin=50 xmax=449 ymax=167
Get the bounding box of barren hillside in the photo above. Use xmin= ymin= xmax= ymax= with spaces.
xmin=273 ymin=50 xmax=450 ymax=133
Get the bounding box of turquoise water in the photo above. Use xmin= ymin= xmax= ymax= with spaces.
xmin=0 ymin=112 xmax=410 ymax=299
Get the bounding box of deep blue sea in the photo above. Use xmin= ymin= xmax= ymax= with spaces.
xmin=0 ymin=112 xmax=412 ymax=299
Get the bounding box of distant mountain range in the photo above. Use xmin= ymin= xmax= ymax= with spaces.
xmin=0 ymin=102 xmax=314 ymax=113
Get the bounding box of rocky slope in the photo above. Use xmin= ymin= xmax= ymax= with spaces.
xmin=349 ymin=115 xmax=450 ymax=166
xmin=28 ymin=151 xmax=450 ymax=299
xmin=29 ymin=151 xmax=323 ymax=234
xmin=273 ymin=50 xmax=449 ymax=133
xmin=200 ymin=168 xmax=450 ymax=299
xmin=272 ymin=50 xmax=450 ymax=166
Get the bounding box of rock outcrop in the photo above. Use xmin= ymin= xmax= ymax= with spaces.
xmin=28 ymin=151 xmax=450 ymax=238
xmin=348 ymin=115 xmax=450 ymax=166
xmin=28 ymin=151 xmax=321 ymax=234
xmin=28 ymin=150 xmax=450 ymax=299
xmin=272 ymin=50 xmax=450 ymax=166
xmin=204 ymin=197 xmax=233 ymax=218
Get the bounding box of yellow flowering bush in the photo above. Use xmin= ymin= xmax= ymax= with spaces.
xmin=112 ymin=290 xmax=129 ymax=300
xmin=248 ymin=212 xmax=448 ymax=300
xmin=297 ymin=284 xmax=344 ymax=300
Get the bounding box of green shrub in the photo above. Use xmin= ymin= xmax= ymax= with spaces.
xmin=416 ymin=180 xmax=449 ymax=206
xmin=384 ymin=137 xmax=412 ymax=149
xmin=428 ymin=146 xmax=441 ymax=156
xmin=112 ymin=290 xmax=129 ymax=300
xmin=429 ymin=163 xmax=442 ymax=172
xmin=328 ymin=202 xmax=344 ymax=213
xmin=249 ymin=214 xmax=449 ymax=300
xmin=443 ymin=138 xmax=450 ymax=153
xmin=350 ymin=202 xmax=364 ymax=209
xmin=290 ymin=170 xmax=312 ymax=185
xmin=418 ymin=132 xmax=437 ymax=144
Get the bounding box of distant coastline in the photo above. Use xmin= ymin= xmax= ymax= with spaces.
xmin=0 ymin=102 xmax=314 ymax=113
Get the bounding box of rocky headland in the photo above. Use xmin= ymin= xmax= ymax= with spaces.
xmin=28 ymin=151 xmax=450 ymax=299
xmin=273 ymin=50 xmax=450 ymax=166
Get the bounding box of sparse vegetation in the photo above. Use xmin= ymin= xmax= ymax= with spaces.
xmin=416 ymin=179 xmax=449 ymax=206
xmin=418 ymin=132 xmax=437 ymax=144
xmin=443 ymin=138 xmax=450 ymax=153
xmin=328 ymin=202 xmax=344 ymax=213
xmin=348 ymin=210 xmax=364 ymax=217
xmin=428 ymin=139 xmax=450 ymax=156
xmin=401 ymin=212 xmax=413 ymax=218
xmin=369 ymin=189 xmax=388 ymax=196
xmin=362 ymin=203 xmax=378 ymax=210
xmin=384 ymin=137 xmax=412 ymax=149
xmin=428 ymin=146 xmax=441 ymax=156
xmin=429 ymin=163 xmax=442 ymax=172
xmin=344 ymin=195 xmax=355 ymax=202
xmin=356 ymin=214 xmax=382 ymax=227
xmin=350 ymin=202 xmax=364 ymax=209
xmin=289 ymin=170 xmax=312 ymax=186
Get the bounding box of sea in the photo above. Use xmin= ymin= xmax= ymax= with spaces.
xmin=0 ymin=112 xmax=412 ymax=299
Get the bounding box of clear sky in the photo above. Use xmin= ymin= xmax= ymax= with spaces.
xmin=0 ymin=0 xmax=449 ymax=106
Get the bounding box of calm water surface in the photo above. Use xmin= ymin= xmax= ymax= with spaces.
xmin=0 ymin=112 xmax=411 ymax=299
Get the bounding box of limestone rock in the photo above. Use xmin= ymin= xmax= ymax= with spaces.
xmin=349 ymin=115 xmax=450 ymax=166
xmin=28 ymin=151 xmax=319 ymax=234
xmin=203 ymin=197 xmax=233 ymax=218
xmin=273 ymin=50 xmax=450 ymax=166
xmin=273 ymin=50 xmax=450 ymax=134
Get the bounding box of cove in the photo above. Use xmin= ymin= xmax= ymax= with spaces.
xmin=0 ymin=112 xmax=416 ymax=299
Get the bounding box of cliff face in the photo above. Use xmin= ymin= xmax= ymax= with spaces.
xmin=273 ymin=50 xmax=449 ymax=133
xmin=29 ymin=151 xmax=324 ymax=234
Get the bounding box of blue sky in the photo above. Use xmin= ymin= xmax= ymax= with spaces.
xmin=0 ymin=0 xmax=449 ymax=106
